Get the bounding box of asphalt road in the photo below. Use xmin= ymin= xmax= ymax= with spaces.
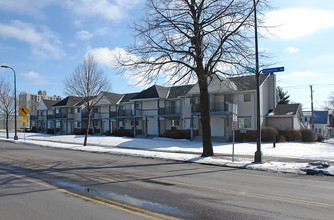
xmin=0 ymin=141 xmax=333 ymax=219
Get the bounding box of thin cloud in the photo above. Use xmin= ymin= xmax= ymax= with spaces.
xmin=21 ymin=71 xmax=48 ymax=85
xmin=285 ymin=47 xmax=299 ymax=53
xmin=0 ymin=20 xmax=65 ymax=59
xmin=76 ymin=30 xmax=94 ymax=41
xmin=65 ymin=0 xmax=142 ymax=21
xmin=264 ymin=8 xmax=334 ymax=39
xmin=292 ymin=71 xmax=318 ymax=77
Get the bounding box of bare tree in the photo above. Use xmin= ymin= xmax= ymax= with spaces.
xmin=64 ymin=54 xmax=111 ymax=146
xmin=116 ymin=0 xmax=269 ymax=157
xmin=323 ymin=92 xmax=334 ymax=110
xmin=0 ymin=78 xmax=15 ymax=139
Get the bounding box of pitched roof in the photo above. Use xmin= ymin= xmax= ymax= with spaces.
xmin=167 ymin=85 xmax=194 ymax=98
xmin=130 ymin=84 xmax=194 ymax=100
xmin=228 ymin=74 xmax=270 ymax=91
xmin=303 ymin=111 xmax=329 ymax=124
xmin=100 ymin=92 xmax=123 ymax=104
xmin=74 ymin=96 xmax=97 ymax=107
xmin=120 ymin=92 xmax=140 ymax=103
xmin=131 ymin=85 xmax=170 ymax=100
xmin=42 ymin=99 xmax=59 ymax=109
xmin=268 ymin=104 xmax=301 ymax=117
xmin=53 ymin=96 xmax=83 ymax=107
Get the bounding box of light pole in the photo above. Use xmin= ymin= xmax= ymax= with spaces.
xmin=253 ymin=0 xmax=263 ymax=163
xmin=1 ymin=65 xmax=18 ymax=140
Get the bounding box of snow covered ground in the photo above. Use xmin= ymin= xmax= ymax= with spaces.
xmin=1 ymin=132 xmax=333 ymax=176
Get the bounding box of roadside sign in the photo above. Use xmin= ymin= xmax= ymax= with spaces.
xmin=22 ymin=117 xmax=27 ymax=123
xmin=262 ymin=67 xmax=284 ymax=74
xmin=232 ymin=121 xmax=238 ymax=130
xmin=19 ymin=106 xmax=29 ymax=116
xmin=232 ymin=114 xmax=238 ymax=122
xmin=246 ymin=66 xmax=255 ymax=73
xmin=232 ymin=104 xmax=238 ymax=115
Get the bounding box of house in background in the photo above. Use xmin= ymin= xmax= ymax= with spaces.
xmin=51 ymin=96 xmax=83 ymax=134
xmin=266 ymin=104 xmax=304 ymax=130
xmin=30 ymin=72 xmax=308 ymax=141
xmin=302 ymin=111 xmax=331 ymax=138
xmin=32 ymin=99 xmax=59 ymax=132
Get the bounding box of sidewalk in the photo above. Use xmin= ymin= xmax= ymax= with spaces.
xmin=0 ymin=132 xmax=333 ymax=176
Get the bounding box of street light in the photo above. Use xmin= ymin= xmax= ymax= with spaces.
xmin=253 ymin=0 xmax=263 ymax=163
xmin=1 ymin=65 xmax=18 ymax=140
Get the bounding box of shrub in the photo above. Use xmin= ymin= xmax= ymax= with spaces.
xmin=235 ymin=130 xmax=257 ymax=142
xmin=261 ymin=127 xmax=279 ymax=142
xmin=300 ymin=129 xmax=318 ymax=142
xmin=280 ymin=129 xmax=302 ymax=142
xmin=163 ymin=130 xmax=191 ymax=139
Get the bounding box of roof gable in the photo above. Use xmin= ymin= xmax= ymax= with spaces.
xmin=268 ymin=104 xmax=302 ymax=117
xmin=132 ymin=85 xmax=169 ymax=100
xmin=167 ymin=85 xmax=194 ymax=98
xmin=228 ymin=74 xmax=269 ymax=91
xmin=53 ymin=96 xmax=83 ymax=107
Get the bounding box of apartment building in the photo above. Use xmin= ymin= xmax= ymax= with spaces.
xmin=31 ymin=73 xmax=284 ymax=141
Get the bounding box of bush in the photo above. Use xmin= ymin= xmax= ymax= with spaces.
xmin=317 ymin=135 xmax=324 ymax=142
xmin=235 ymin=130 xmax=257 ymax=142
xmin=279 ymin=129 xmax=302 ymax=142
xmin=261 ymin=127 xmax=279 ymax=142
xmin=163 ymin=130 xmax=192 ymax=139
xmin=300 ymin=129 xmax=318 ymax=142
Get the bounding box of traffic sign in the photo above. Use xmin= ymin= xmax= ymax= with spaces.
xmin=262 ymin=67 xmax=284 ymax=74
xmin=22 ymin=117 xmax=27 ymax=123
xmin=246 ymin=66 xmax=255 ymax=73
xmin=19 ymin=106 xmax=29 ymax=116
xmin=232 ymin=121 xmax=238 ymax=130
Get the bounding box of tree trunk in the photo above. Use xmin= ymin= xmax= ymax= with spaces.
xmin=5 ymin=114 xmax=9 ymax=139
xmin=84 ymin=111 xmax=91 ymax=146
xmin=198 ymin=75 xmax=214 ymax=157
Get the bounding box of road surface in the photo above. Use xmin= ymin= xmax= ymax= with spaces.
xmin=0 ymin=141 xmax=333 ymax=219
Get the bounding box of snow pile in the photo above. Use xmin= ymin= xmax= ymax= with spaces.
xmin=0 ymin=132 xmax=333 ymax=176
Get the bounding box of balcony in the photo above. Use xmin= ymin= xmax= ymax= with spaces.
xmin=193 ymin=102 xmax=227 ymax=113
xmin=159 ymin=107 xmax=180 ymax=115
xmin=93 ymin=112 xmax=109 ymax=119
xmin=55 ymin=113 xmax=73 ymax=119
xmin=47 ymin=115 xmax=54 ymax=119
xmin=110 ymin=111 xmax=117 ymax=117
xmin=30 ymin=115 xmax=38 ymax=120
xmin=118 ymin=109 xmax=133 ymax=117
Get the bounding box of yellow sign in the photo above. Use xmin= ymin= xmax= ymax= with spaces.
xmin=19 ymin=106 xmax=29 ymax=116
xmin=22 ymin=117 xmax=27 ymax=123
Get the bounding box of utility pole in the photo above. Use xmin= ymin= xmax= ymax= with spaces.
xmin=310 ymin=85 xmax=314 ymax=130
xmin=253 ymin=0 xmax=262 ymax=163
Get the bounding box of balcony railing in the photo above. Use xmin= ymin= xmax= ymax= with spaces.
xmin=159 ymin=107 xmax=180 ymax=115
xmin=110 ymin=111 xmax=117 ymax=117
xmin=118 ymin=109 xmax=133 ymax=116
xmin=193 ymin=102 xmax=227 ymax=113
xmin=30 ymin=115 xmax=38 ymax=120
xmin=47 ymin=115 xmax=54 ymax=119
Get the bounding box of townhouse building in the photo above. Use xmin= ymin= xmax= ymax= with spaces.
xmin=31 ymin=73 xmax=286 ymax=141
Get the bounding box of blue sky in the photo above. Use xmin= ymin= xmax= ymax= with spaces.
xmin=0 ymin=0 xmax=333 ymax=110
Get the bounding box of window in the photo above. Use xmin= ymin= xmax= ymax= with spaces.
xmin=238 ymin=117 xmax=251 ymax=129
xmin=76 ymin=122 xmax=81 ymax=128
xmin=171 ymin=119 xmax=179 ymax=127
xmin=184 ymin=118 xmax=191 ymax=129
xmin=319 ymin=128 xmax=321 ymax=134
xmin=244 ymin=94 xmax=251 ymax=102
xmin=131 ymin=120 xmax=139 ymax=126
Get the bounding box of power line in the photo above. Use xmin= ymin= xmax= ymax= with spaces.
xmin=283 ymin=84 xmax=334 ymax=89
